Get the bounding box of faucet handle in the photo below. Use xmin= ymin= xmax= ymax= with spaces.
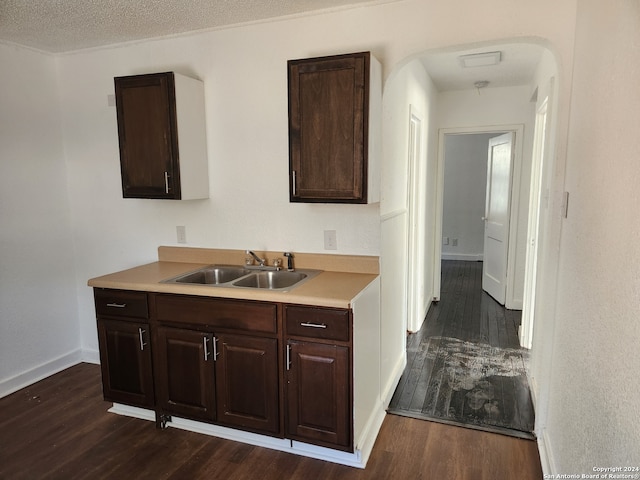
xmin=246 ymin=250 xmax=266 ymax=266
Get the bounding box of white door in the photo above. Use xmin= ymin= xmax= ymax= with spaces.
xmin=482 ymin=132 xmax=514 ymax=305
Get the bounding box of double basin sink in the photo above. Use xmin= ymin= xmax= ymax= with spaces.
xmin=162 ymin=265 xmax=321 ymax=292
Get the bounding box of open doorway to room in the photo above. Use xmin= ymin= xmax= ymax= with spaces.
xmin=383 ymin=40 xmax=558 ymax=437
xmin=440 ymin=126 xmax=524 ymax=310
xmin=390 ymin=126 xmax=536 ymax=438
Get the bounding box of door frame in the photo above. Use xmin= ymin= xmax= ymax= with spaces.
xmin=406 ymin=105 xmax=424 ymax=332
xmin=521 ymin=79 xmax=553 ymax=348
xmin=433 ymin=124 xmax=525 ymax=309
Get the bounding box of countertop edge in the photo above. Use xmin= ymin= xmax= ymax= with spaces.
xmin=88 ymin=261 xmax=379 ymax=309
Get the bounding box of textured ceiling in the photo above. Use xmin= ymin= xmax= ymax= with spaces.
xmin=0 ymin=1 xmax=543 ymax=92
xmin=0 ymin=0 xmax=384 ymax=53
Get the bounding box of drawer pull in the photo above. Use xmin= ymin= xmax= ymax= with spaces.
xmin=300 ymin=322 xmax=327 ymax=329
xmin=106 ymin=302 xmax=127 ymax=308
xmin=286 ymin=344 xmax=292 ymax=371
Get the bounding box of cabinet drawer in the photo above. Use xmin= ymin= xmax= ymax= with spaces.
xmin=285 ymin=306 xmax=350 ymax=342
xmin=155 ymin=295 xmax=277 ymax=334
xmin=95 ymin=289 xmax=148 ymax=319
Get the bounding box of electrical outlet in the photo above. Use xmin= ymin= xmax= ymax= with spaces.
xmin=452 ymin=238 xmax=458 ymax=247
xmin=324 ymin=230 xmax=337 ymax=250
xmin=176 ymin=226 xmax=187 ymax=244
xmin=443 ymin=236 xmax=450 ymax=245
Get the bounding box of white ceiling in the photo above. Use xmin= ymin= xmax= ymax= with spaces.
xmin=0 ymin=0 xmax=386 ymax=54
xmin=420 ymin=43 xmax=544 ymax=92
xmin=0 ymin=1 xmax=543 ymax=91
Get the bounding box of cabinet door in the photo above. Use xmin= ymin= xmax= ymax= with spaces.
xmin=288 ymin=52 xmax=369 ymax=203
xmin=155 ymin=326 xmax=216 ymax=422
xmin=97 ymin=319 xmax=154 ymax=408
xmin=286 ymin=341 xmax=351 ymax=449
xmin=115 ymin=72 xmax=180 ymax=199
xmin=215 ymin=334 xmax=280 ymax=435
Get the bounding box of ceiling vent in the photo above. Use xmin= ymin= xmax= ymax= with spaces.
xmin=459 ymin=51 xmax=502 ymax=68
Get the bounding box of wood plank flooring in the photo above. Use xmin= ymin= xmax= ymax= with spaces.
xmin=389 ymin=260 xmax=535 ymax=438
xmin=0 ymin=362 xmax=542 ymax=479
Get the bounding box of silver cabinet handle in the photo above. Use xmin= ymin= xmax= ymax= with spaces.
xmin=138 ymin=328 xmax=147 ymax=351
xmin=286 ymin=344 xmax=291 ymax=371
xmin=106 ymin=302 xmax=126 ymax=308
xmin=292 ymin=171 xmax=297 ymax=196
xmin=164 ymin=171 xmax=170 ymax=194
xmin=300 ymin=322 xmax=327 ymax=329
xmin=203 ymin=336 xmax=210 ymax=361
xmin=212 ymin=336 xmax=219 ymax=361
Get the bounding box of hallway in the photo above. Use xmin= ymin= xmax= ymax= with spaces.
xmin=388 ymin=260 xmax=535 ymax=439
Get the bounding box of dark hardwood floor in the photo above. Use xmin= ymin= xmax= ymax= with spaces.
xmin=0 ymin=362 xmax=542 ymax=479
xmin=389 ymin=260 xmax=535 ymax=438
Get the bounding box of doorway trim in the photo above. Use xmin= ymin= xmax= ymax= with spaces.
xmin=433 ymin=124 xmax=525 ymax=309
xmin=406 ymin=105 xmax=425 ymax=332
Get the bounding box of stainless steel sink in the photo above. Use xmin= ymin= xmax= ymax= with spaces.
xmin=162 ymin=265 xmax=321 ymax=291
xmin=164 ymin=266 xmax=250 ymax=285
xmin=232 ymin=271 xmax=308 ymax=290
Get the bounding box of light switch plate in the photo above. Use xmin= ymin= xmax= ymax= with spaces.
xmin=176 ymin=226 xmax=187 ymax=244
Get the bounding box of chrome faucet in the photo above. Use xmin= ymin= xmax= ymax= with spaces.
xmin=246 ymin=250 xmax=266 ymax=267
xmin=283 ymin=252 xmax=295 ymax=271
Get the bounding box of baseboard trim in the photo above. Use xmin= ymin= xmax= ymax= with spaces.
xmin=109 ymin=403 xmax=376 ymax=468
xmin=381 ymin=353 xmax=406 ymax=408
xmin=0 ymin=349 xmax=82 ymax=398
xmin=81 ymin=348 xmax=100 ymax=365
xmin=441 ymin=253 xmax=483 ymax=261
xmin=354 ymin=400 xmax=386 ymax=466
xmin=537 ymin=427 xmax=556 ymax=476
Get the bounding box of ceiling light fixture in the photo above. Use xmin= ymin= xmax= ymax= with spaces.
xmin=459 ymin=51 xmax=502 ymax=68
xmin=474 ymin=80 xmax=490 ymax=95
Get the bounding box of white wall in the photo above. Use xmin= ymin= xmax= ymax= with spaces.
xmin=441 ymin=133 xmax=497 ymax=260
xmin=438 ymin=86 xmax=536 ymax=307
xmin=541 ymin=0 xmax=640 ymax=471
xmin=380 ymin=57 xmax=438 ymax=396
xmin=0 ymin=45 xmax=81 ymax=395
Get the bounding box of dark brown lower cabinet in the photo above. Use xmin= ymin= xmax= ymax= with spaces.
xmin=97 ymin=318 xmax=154 ymax=408
xmin=94 ymin=289 xmax=357 ymax=452
xmin=286 ymin=341 xmax=351 ymax=450
xmin=155 ymin=326 xmax=216 ymax=422
xmin=215 ymin=333 xmax=280 ymax=435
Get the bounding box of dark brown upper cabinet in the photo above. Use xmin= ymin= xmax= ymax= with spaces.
xmin=114 ymin=72 xmax=209 ymax=200
xmin=288 ymin=52 xmax=381 ymax=204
